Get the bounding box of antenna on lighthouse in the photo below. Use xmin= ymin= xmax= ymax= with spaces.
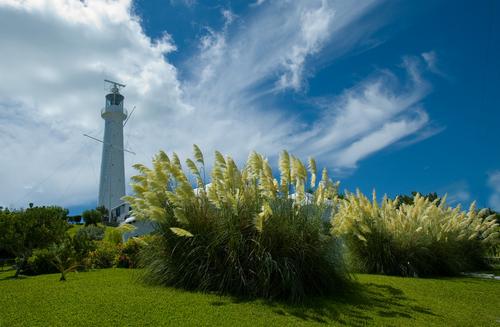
xmin=104 ymin=79 xmax=126 ymax=92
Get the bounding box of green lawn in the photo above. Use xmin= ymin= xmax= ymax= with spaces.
xmin=1 ymin=269 xmax=499 ymax=327
xmin=66 ymin=224 xmax=85 ymax=237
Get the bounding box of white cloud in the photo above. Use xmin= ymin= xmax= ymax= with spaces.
xmin=250 ymin=0 xmax=267 ymax=7
xmin=438 ymin=181 xmax=471 ymax=206
xmin=334 ymin=111 xmax=429 ymax=168
xmin=421 ymin=50 xmax=447 ymax=78
xmin=186 ymin=0 xmax=380 ymax=97
xmin=277 ymin=0 xmax=335 ymax=90
xmin=296 ymin=56 xmax=434 ymax=169
xmin=0 ymin=0 xmax=439 ymax=208
xmin=488 ymin=171 xmax=500 ymax=210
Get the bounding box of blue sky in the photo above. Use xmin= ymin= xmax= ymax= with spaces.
xmin=0 ymin=0 xmax=499 ymax=214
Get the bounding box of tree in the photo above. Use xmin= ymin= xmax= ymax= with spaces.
xmin=96 ymin=206 xmax=108 ymax=222
xmin=478 ymin=208 xmax=500 ymax=225
xmin=47 ymin=240 xmax=79 ymax=281
xmin=395 ymin=191 xmax=441 ymax=207
xmin=82 ymin=209 xmax=102 ymax=226
xmin=68 ymin=215 xmax=82 ymax=224
xmin=0 ymin=209 xmax=14 ymax=259
xmin=0 ymin=206 xmax=69 ymax=277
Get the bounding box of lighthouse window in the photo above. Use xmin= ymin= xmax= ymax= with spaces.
xmin=106 ymin=94 xmax=124 ymax=106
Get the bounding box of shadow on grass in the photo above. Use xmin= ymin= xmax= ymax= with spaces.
xmin=211 ymin=281 xmax=437 ymax=326
xmin=0 ymin=274 xmax=26 ymax=281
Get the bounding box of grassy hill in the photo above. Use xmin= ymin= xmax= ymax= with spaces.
xmin=1 ymin=269 xmax=499 ymax=326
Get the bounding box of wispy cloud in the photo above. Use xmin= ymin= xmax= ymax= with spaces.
xmin=295 ymin=56 xmax=435 ymax=169
xmin=250 ymin=0 xmax=267 ymax=7
xmin=438 ymin=181 xmax=471 ymax=206
xmin=421 ymin=50 xmax=447 ymax=78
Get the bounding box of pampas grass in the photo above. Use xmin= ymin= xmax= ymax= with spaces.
xmin=124 ymin=146 xmax=348 ymax=301
xmin=331 ymin=191 xmax=500 ymax=276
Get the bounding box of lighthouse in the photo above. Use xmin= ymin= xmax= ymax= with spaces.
xmin=98 ymin=80 xmax=127 ymax=221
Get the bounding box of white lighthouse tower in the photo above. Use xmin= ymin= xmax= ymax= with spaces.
xmin=98 ymin=80 xmax=127 ymax=222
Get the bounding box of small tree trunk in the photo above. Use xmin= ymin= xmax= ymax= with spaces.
xmin=60 ymin=271 xmax=66 ymax=281
xmin=14 ymin=256 xmax=25 ymax=278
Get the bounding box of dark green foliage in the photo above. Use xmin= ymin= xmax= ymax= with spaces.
xmin=96 ymin=206 xmax=109 ymax=223
xmin=25 ymin=238 xmax=78 ymax=280
xmin=395 ymin=191 xmax=441 ymax=207
xmin=76 ymin=225 xmax=105 ymax=241
xmin=258 ymin=201 xmax=348 ymax=299
xmin=72 ymin=226 xmax=105 ymax=263
xmin=87 ymin=241 xmax=119 ymax=268
xmin=115 ymin=237 xmax=146 ymax=268
xmin=0 ymin=206 xmax=133 ymax=276
xmin=47 ymin=240 xmax=79 ymax=281
xmin=26 ymin=248 xmax=59 ymax=275
xmin=0 ymin=209 xmax=14 ymax=259
xmin=0 ymin=206 xmax=69 ymax=276
xmin=26 ymin=238 xmax=78 ymax=280
xmin=68 ymin=215 xmax=82 ymax=224
xmin=140 ymin=198 xmax=349 ymax=302
xmin=479 ymin=208 xmax=500 ymax=225
xmin=83 ymin=209 xmax=103 ymax=226
xmin=0 ymin=248 xmax=12 ymax=259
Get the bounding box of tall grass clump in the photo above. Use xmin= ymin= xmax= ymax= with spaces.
xmin=331 ymin=191 xmax=500 ymax=277
xmin=124 ymin=146 xmax=348 ymax=301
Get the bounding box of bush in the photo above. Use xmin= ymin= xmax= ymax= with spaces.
xmin=115 ymin=237 xmax=146 ymax=268
xmin=83 ymin=209 xmax=102 ymax=226
xmin=0 ymin=206 xmax=69 ymax=276
xmin=72 ymin=226 xmax=105 ymax=265
xmin=87 ymin=241 xmax=120 ymax=269
xmin=26 ymin=238 xmax=78 ymax=279
xmin=47 ymin=241 xmax=79 ymax=281
xmin=105 ymin=228 xmax=124 ymax=245
xmin=68 ymin=215 xmax=82 ymax=224
xmin=26 ymin=248 xmax=59 ymax=275
xmin=76 ymin=225 xmax=105 ymax=241
xmin=124 ymin=146 xmax=348 ymax=302
xmin=331 ymin=191 xmax=500 ymax=276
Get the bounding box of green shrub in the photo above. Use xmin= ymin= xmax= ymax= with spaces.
xmin=115 ymin=237 xmax=146 ymax=268
xmin=124 ymin=146 xmax=348 ymax=302
xmin=105 ymin=229 xmax=123 ymax=245
xmin=76 ymin=225 xmax=105 ymax=241
xmin=83 ymin=209 xmax=102 ymax=226
xmin=26 ymin=248 xmax=59 ymax=275
xmin=46 ymin=240 xmax=79 ymax=281
xmin=87 ymin=241 xmax=120 ymax=269
xmin=0 ymin=206 xmax=69 ymax=276
xmin=331 ymin=191 xmax=500 ymax=276
xmin=26 ymin=238 xmax=78 ymax=279
xmin=68 ymin=215 xmax=82 ymax=224
xmin=72 ymin=228 xmax=100 ymax=267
